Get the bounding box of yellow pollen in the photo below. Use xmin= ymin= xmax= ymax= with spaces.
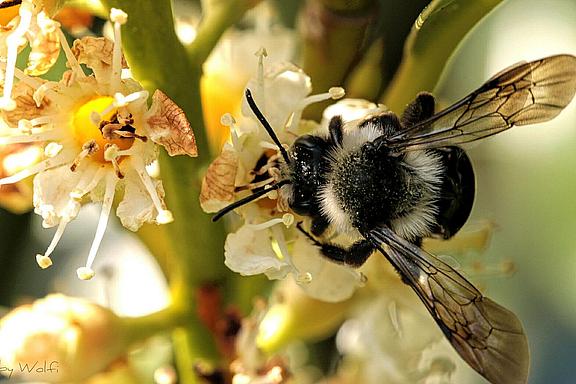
xmin=72 ymin=96 xmax=135 ymax=163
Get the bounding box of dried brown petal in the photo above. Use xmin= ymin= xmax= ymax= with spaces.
xmin=200 ymin=147 xmax=238 ymax=213
xmin=2 ymin=80 xmax=51 ymax=126
xmin=71 ymin=36 xmax=127 ymax=81
xmin=147 ymin=90 xmax=198 ymax=157
xmin=25 ymin=24 xmax=60 ymax=76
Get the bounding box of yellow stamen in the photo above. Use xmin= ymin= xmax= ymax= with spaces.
xmin=72 ymin=96 xmax=135 ymax=163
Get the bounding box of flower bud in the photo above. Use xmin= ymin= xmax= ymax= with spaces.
xmin=0 ymin=294 xmax=129 ymax=382
xmin=256 ymin=279 xmax=352 ymax=353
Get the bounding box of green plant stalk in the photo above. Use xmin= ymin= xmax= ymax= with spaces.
xmin=300 ymin=0 xmax=378 ymax=120
xmin=381 ymin=0 xmax=505 ymax=113
xmin=121 ymin=305 xmax=186 ymax=345
xmin=119 ymin=305 xmax=217 ymax=384
xmin=98 ymin=0 xmax=252 ymax=381
xmin=187 ymin=0 xmax=263 ymax=65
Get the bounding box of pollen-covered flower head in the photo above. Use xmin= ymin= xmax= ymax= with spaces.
xmin=201 ymin=52 xmax=379 ymax=302
xmin=0 ymin=0 xmax=61 ymax=110
xmin=0 ymin=8 xmax=197 ymax=280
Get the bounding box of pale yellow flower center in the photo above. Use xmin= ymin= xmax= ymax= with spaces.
xmin=72 ymin=96 xmax=135 ymax=163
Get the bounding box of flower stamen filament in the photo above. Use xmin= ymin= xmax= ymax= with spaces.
xmin=58 ymin=28 xmax=85 ymax=79
xmin=76 ymin=173 xmax=118 ymax=280
xmin=104 ymin=144 xmax=124 ymax=179
xmin=288 ymin=87 xmax=345 ymax=133
xmin=133 ymin=158 xmax=173 ymax=224
xmin=246 ymin=213 xmax=294 ymax=230
xmin=70 ymin=166 xmax=105 ymax=199
xmin=0 ymin=155 xmax=69 ymax=185
xmin=110 ymin=9 xmax=127 ymax=94
xmin=0 ymin=0 xmax=33 ymax=111
xmin=70 ymin=140 xmax=99 ymax=172
xmin=36 ymin=219 xmax=69 ymax=269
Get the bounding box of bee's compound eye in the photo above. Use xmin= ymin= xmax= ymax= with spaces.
xmin=291 ymin=135 xmax=327 ymax=161
xmin=290 ymin=198 xmax=312 ymax=215
xmin=288 ymin=135 xmax=329 ymax=217
xmin=294 ymin=135 xmax=323 ymax=149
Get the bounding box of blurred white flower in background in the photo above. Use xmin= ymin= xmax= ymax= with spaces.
xmin=0 ymin=294 xmax=128 ymax=383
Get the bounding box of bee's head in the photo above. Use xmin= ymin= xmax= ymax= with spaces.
xmin=288 ymin=135 xmax=330 ymax=216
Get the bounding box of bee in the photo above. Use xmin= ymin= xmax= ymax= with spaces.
xmin=213 ymin=54 xmax=576 ymax=384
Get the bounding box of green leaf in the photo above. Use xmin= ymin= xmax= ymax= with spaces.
xmin=381 ymin=0 xmax=505 ymax=113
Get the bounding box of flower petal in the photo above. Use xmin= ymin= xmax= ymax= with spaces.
xmin=224 ymin=225 xmax=291 ymax=278
xmin=291 ymin=235 xmax=363 ymax=302
xmin=146 ymin=90 xmax=198 ymax=157
xmin=71 ymin=36 xmax=126 ymax=83
xmin=24 ymin=12 xmax=60 ymax=76
xmin=2 ymin=80 xmax=51 ymax=126
xmin=200 ymin=145 xmax=238 ymax=213
xmin=241 ymin=63 xmax=311 ymax=131
xmin=116 ymin=170 xmax=165 ymax=231
xmin=33 ymin=165 xmax=86 ymax=227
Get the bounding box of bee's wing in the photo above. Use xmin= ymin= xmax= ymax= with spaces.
xmin=364 ymin=226 xmax=529 ymax=384
xmin=387 ymin=54 xmax=576 ymax=150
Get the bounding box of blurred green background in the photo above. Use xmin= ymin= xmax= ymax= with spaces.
xmin=436 ymin=0 xmax=576 ymax=382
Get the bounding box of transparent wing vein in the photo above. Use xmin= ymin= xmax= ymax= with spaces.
xmin=388 ymin=54 xmax=576 ymax=150
xmin=365 ymin=226 xmax=529 ymax=384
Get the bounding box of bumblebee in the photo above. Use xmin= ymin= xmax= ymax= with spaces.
xmin=214 ymin=54 xmax=576 ymax=384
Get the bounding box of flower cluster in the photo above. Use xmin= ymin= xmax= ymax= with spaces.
xmin=200 ymin=52 xmax=386 ymax=302
xmin=0 ymin=7 xmax=197 ymax=280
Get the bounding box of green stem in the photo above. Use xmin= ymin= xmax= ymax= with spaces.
xmin=300 ymin=0 xmax=378 ymax=120
xmin=187 ymin=0 xmax=262 ymax=66
xmin=98 ymin=1 xmax=258 ymax=381
xmin=121 ymin=305 xmax=184 ymax=345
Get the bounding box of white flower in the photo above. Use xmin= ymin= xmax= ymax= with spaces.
xmin=198 ymin=1 xmax=297 ymax=150
xmin=335 ymin=295 xmax=456 ymax=384
xmin=0 ymin=0 xmax=61 ymax=110
xmin=0 ymin=9 xmax=197 ymax=279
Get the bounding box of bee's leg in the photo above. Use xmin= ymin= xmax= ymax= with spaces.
xmin=400 ymin=92 xmax=435 ymax=128
xmin=297 ymin=222 xmax=374 ymax=267
xmin=329 ymin=115 xmax=343 ymax=146
xmin=320 ymin=239 xmax=375 ymax=267
xmin=359 ymin=112 xmax=402 ymax=137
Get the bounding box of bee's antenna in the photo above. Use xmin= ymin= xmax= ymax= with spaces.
xmin=245 ymin=88 xmax=291 ymax=164
xmin=212 ymin=179 xmax=291 ymax=222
